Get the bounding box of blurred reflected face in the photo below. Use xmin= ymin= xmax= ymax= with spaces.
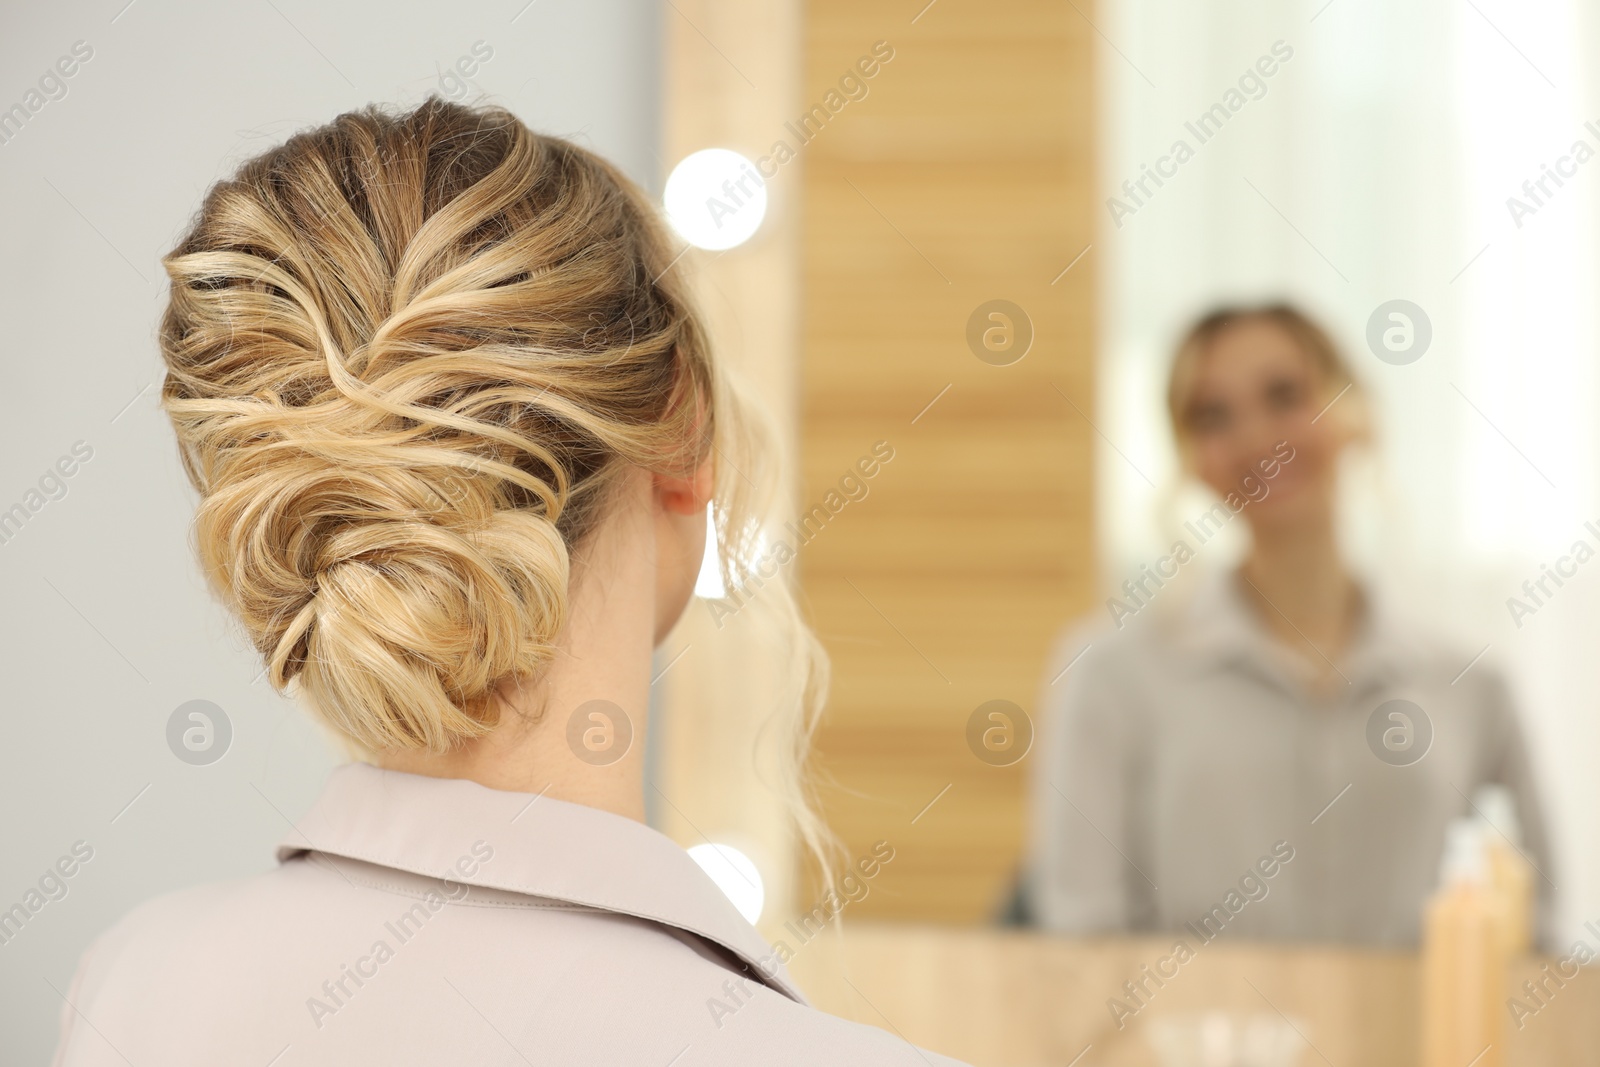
xmin=1179 ymin=317 xmax=1347 ymax=531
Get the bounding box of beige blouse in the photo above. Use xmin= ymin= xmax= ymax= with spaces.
xmin=1028 ymin=567 xmax=1556 ymax=950
xmin=52 ymin=763 xmax=967 ymax=1066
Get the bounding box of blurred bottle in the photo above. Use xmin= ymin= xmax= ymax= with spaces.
xmin=1421 ymin=818 xmax=1506 ymax=1067
xmin=1475 ymin=783 xmax=1535 ymax=956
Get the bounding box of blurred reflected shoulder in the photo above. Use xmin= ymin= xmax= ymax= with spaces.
xmin=1027 ymin=565 xmax=1555 ymax=950
xmin=53 ymin=766 xmax=962 ymax=1066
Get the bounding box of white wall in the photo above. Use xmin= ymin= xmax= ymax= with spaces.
xmin=0 ymin=2 xmax=660 ymax=1060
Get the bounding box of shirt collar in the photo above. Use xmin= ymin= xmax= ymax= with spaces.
xmin=1174 ymin=566 xmax=1415 ymax=695
xmin=275 ymin=763 xmax=805 ymax=1003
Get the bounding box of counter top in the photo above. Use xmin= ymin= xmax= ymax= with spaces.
xmin=784 ymin=923 xmax=1598 ymax=1066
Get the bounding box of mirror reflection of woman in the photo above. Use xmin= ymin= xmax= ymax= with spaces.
xmin=1027 ymin=304 xmax=1554 ymax=948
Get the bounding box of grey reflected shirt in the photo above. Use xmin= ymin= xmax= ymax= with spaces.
xmin=53 ymin=763 xmax=968 ymax=1067
xmin=1028 ymin=568 xmax=1555 ymax=950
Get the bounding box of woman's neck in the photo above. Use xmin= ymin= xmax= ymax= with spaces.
xmin=373 ymin=495 xmax=657 ymax=822
xmin=1238 ymin=518 xmax=1360 ymax=683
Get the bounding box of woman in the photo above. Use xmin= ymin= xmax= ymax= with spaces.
xmin=53 ymin=100 xmax=964 ymax=1067
xmin=1027 ymin=304 xmax=1554 ymax=948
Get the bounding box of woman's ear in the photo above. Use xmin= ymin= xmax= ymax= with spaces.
xmin=654 ymin=454 xmax=714 ymax=516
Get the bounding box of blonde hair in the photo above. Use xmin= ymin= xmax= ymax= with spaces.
xmin=158 ymin=99 xmax=829 ymax=859
xmin=1165 ymin=301 xmax=1370 ymax=457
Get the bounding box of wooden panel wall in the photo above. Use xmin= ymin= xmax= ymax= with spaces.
xmin=799 ymin=0 xmax=1098 ymax=921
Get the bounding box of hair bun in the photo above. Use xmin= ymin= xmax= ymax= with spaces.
xmin=271 ymin=506 xmax=568 ymax=749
